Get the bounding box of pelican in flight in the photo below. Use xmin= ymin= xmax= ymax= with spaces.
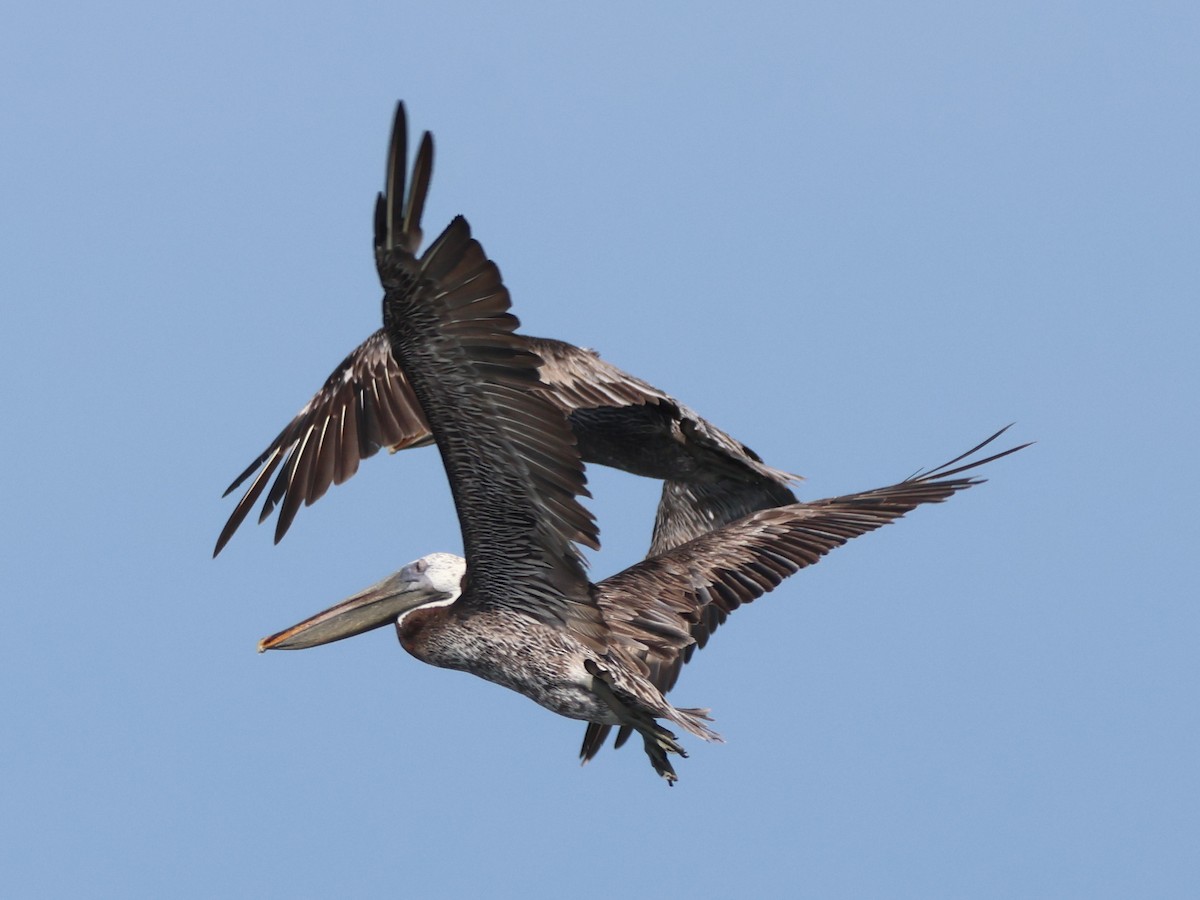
xmin=255 ymin=103 xmax=1026 ymax=783
xmin=214 ymin=134 xmax=798 ymax=560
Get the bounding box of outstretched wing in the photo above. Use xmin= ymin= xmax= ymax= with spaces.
xmin=375 ymin=105 xmax=604 ymax=640
xmin=580 ymin=428 xmax=1028 ymax=760
xmin=215 ymin=111 xmax=795 ymax=558
xmin=213 ymin=102 xmax=437 ymax=557
xmin=530 ymin=337 xmax=800 ymax=553
xmin=215 ymin=336 xmax=798 ymax=556
xmin=214 ymin=332 xmax=432 ymax=555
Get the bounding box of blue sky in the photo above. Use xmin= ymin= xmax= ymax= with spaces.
xmin=3 ymin=2 xmax=1196 ymax=897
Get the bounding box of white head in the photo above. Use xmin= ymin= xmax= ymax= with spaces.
xmin=398 ymin=552 xmax=465 ymax=596
xmin=259 ymin=552 xmax=467 ymax=651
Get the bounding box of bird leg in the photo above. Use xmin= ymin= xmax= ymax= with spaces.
xmin=584 ymin=658 xmax=686 ymax=785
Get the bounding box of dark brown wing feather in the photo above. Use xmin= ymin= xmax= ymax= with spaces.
xmin=216 ymin=331 xmax=797 ymax=555
xmin=215 ymin=105 xmax=794 ymax=557
xmin=213 ymin=331 xmax=432 ymax=556
xmin=213 ymin=102 xmax=438 ymax=559
xmin=531 ymin=336 xmax=798 ymax=485
xmin=646 ymin=478 xmax=800 ymax=557
xmin=375 ymin=109 xmax=603 ymax=638
xmin=528 ymin=337 xmax=674 ymax=411
xmin=580 ymin=429 xmax=1028 ymax=761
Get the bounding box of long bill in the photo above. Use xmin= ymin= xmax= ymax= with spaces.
xmin=258 ymin=570 xmax=446 ymax=652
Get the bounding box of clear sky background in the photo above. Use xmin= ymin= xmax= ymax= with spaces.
xmin=3 ymin=2 xmax=1196 ymax=897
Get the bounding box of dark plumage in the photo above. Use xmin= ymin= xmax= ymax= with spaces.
xmin=214 ymin=138 xmax=796 ymax=560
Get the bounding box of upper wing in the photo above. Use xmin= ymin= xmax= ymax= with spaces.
xmin=215 ymin=113 xmax=794 ymax=559
xmin=533 ymin=336 xmax=801 ymax=553
xmin=534 ymin=337 xmax=799 ymax=485
xmin=581 ymin=428 xmax=1028 ymax=759
xmin=214 ymin=102 xmax=437 ymax=558
xmin=528 ymin=337 xmax=675 ymax=411
xmin=213 ymin=330 xmax=431 ymax=555
xmin=216 ymin=314 xmax=797 ymax=559
xmin=376 ymin=105 xmax=604 ymax=640
xmin=215 ymin=330 xmax=800 ymax=557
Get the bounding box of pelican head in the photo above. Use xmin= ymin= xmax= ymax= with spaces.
xmin=259 ymin=552 xmax=466 ymax=651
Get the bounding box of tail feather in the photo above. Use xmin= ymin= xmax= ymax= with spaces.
xmin=668 ymin=705 xmax=723 ymax=743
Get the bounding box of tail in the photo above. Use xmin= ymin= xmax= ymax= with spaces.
xmin=666 ymin=705 xmax=723 ymax=744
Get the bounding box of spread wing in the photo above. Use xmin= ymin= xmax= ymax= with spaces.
xmin=527 ymin=337 xmax=675 ymax=410
xmin=580 ymin=428 xmax=1028 ymax=760
xmin=375 ymin=104 xmax=604 ymax=641
xmin=214 ymin=113 xmax=794 ymax=559
xmin=531 ymin=337 xmax=800 ymax=554
xmin=214 ymin=336 xmax=798 ymax=558
xmin=213 ymin=102 xmax=437 ymax=558
xmin=213 ymin=331 xmax=431 ymax=555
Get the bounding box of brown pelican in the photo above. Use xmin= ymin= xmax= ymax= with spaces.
xmin=255 ymin=103 xmax=1027 ymax=783
xmin=213 ymin=125 xmax=797 ymax=560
